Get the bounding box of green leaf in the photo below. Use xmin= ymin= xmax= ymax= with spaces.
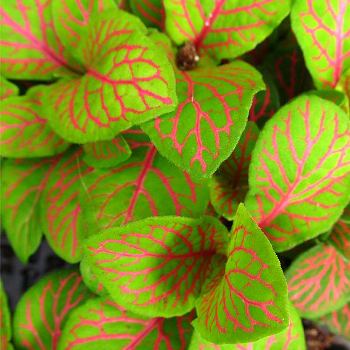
xmin=210 ymin=122 xmax=259 ymax=219
xmin=189 ymin=303 xmax=305 ymax=349
xmin=193 ymin=204 xmax=288 ymax=344
xmin=336 ymin=67 xmax=350 ymax=113
xmin=129 ymin=0 xmax=165 ymax=30
xmin=0 ymin=280 xmax=12 ymax=349
xmin=81 ymin=130 xmax=209 ymax=234
xmin=44 ymin=9 xmax=177 ymax=143
xmin=58 ymin=297 xmax=193 ymax=350
xmin=1 ymin=158 xmax=56 ymax=262
xmin=82 ymin=136 xmax=131 ymax=168
xmin=245 ymin=95 xmax=350 ymax=252
xmin=40 ymin=147 xmax=93 ymax=263
xmin=0 ymin=0 xmax=83 ymax=80
xmin=286 ymin=243 xmax=350 ymax=318
xmin=164 ymin=0 xmax=291 ymax=61
xmin=0 ymin=86 xmax=70 ymax=158
xmin=0 ymin=75 xmax=18 ymax=100
xmin=291 ymin=0 xmax=350 ymax=88
xmin=142 ymin=60 xmax=264 ymax=178
xmin=13 ymin=269 xmax=92 ymax=350
xmin=83 ymin=216 xmax=227 ymax=317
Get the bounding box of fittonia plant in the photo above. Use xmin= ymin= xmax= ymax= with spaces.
xmin=0 ymin=0 xmax=349 ymax=349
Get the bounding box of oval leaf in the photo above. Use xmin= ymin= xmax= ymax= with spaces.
xmin=84 ymin=216 xmax=228 ymax=317
xmin=286 ymin=244 xmax=350 ymax=318
xmin=58 ymin=298 xmax=193 ymax=350
xmin=291 ymin=0 xmax=350 ymax=88
xmin=321 ymin=303 xmax=350 ymax=341
xmin=40 ymin=148 xmax=93 ymax=263
xmin=142 ymin=61 xmax=264 ymax=178
xmin=210 ymin=122 xmax=259 ymax=219
xmin=164 ymin=0 xmax=291 ymax=61
xmin=193 ymin=204 xmax=288 ymax=344
xmin=0 ymin=86 xmax=70 ymax=158
xmin=44 ymin=9 xmax=177 ymax=143
xmin=245 ymin=95 xmax=350 ymax=252
xmin=13 ymin=270 xmax=92 ymax=350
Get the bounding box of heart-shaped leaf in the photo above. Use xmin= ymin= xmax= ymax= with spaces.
xmin=0 ymin=86 xmax=70 ymax=158
xmin=321 ymin=303 xmax=350 ymax=340
xmin=245 ymin=95 xmax=350 ymax=252
xmin=13 ymin=270 xmax=92 ymax=350
xmin=286 ymin=244 xmax=350 ymax=318
xmin=210 ymin=122 xmax=259 ymax=220
xmin=0 ymin=75 xmax=18 ymax=100
xmin=0 ymin=0 xmax=83 ymax=80
xmin=291 ymin=0 xmax=350 ymax=88
xmin=189 ymin=303 xmax=305 ymax=349
xmin=0 ymin=280 xmax=12 ymax=350
xmin=142 ymin=61 xmax=264 ymax=178
xmin=129 ymin=0 xmax=165 ymax=30
xmin=193 ymin=204 xmax=288 ymax=344
xmin=164 ymin=0 xmax=291 ymax=61
xmin=1 ymin=158 xmax=57 ymax=262
xmin=44 ymin=9 xmax=177 ymax=143
xmin=84 ymin=216 xmax=228 ymax=317
xmin=82 ymin=136 xmax=131 ymax=168
xmin=40 ymin=148 xmax=93 ymax=263
xmin=58 ymin=298 xmax=193 ymax=350
xmin=81 ymin=130 xmax=209 ymax=233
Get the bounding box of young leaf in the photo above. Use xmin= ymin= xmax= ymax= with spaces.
xmin=291 ymin=0 xmax=350 ymax=88
xmin=0 ymin=280 xmax=12 ymax=350
xmin=142 ymin=61 xmax=264 ymax=178
xmin=51 ymin=0 xmax=117 ymax=51
xmin=245 ymin=95 xmax=350 ymax=252
xmin=58 ymin=298 xmax=193 ymax=350
xmin=193 ymin=204 xmax=288 ymax=344
xmin=321 ymin=303 xmax=350 ymax=341
xmin=44 ymin=10 xmax=177 ymax=143
xmin=189 ymin=303 xmax=305 ymax=349
xmin=210 ymin=122 xmax=259 ymax=220
xmin=286 ymin=244 xmax=350 ymax=318
xmin=84 ymin=216 xmax=228 ymax=317
xmin=82 ymin=136 xmax=131 ymax=168
xmin=40 ymin=148 xmax=93 ymax=263
xmin=164 ymin=0 xmax=291 ymax=61
xmin=0 ymin=75 xmax=18 ymax=99
xmin=0 ymin=0 xmax=83 ymax=80
xmin=13 ymin=270 xmax=92 ymax=350
xmin=1 ymin=158 xmax=57 ymax=262
xmin=81 ymin=130 xmax=209 ymax=233
xmin=0 ymin=86 xmax=70 ymax=158
xmin=328 ymin=210 xmax=350 ymax=260
xmin=129 ymin=0 xmax=165 ymax=30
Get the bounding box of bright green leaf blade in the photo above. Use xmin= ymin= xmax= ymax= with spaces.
xmin=40 ymin=147 xmax=93 ymax=263
xmin=291 ymin=0 xmax=350 ymax=89
xmin=210 ymin=122 xmax=259 ymax=219
xmin=164 ymin=0 xmax=291 ymax=61
xmin=13 ymin=269 xmax=92 ymax=350
xmin=0 ymin=0 xmax=83 ymax=80
xmin=0 ymin=280 xmax=12 ymax=349
xmin=320 ymin=303 xmax=350 ymax=341
xmin=84 ymin=216 xmax=228 ymax=317
xmin=245 ymin=95 xmax=350 ymax=252
xmin=81 ymin=130 xmax=209 ymax=234
xmin=58 ymin=297 xmax=193 ymax=350
xmin=44 ymin=9 xmax=177 ymax=143
xmin=142 ymin=61 xmax=264 ymax=178
xmin=0 ymin=86 xmax=70 ymax=158
xmin=189 ymin=303 xmax=305 ymax=349
xmin=193 ymin=204 xmax=288 ymax=344
xmin=1 ymin=158 xmax=57 ymax=262
xmin=129 ymin=0 xmax=165 ymax=30
xmin=286 ymin=244 xmax=350 ymax=318
xmin=82 ymin=136 xmax=131 ymax=168
xmin=0 ymin=75 xmax=18 ymax=100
